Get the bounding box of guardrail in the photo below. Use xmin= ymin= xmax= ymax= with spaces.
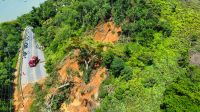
xmin=17 ymin=26 xmax=29 ymax=106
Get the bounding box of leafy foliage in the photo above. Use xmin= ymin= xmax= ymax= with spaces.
xmin=161 ymin=65 xmax=200 ymax=112
xmin=110 ymin=57 xmax=125 ymax=77
xmin=0 ymin=21 xmax=22 ymax=111
xmin=2 ymin=0 xmax=199 ymax=111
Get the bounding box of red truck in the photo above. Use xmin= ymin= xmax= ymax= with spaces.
xmin=29 ymin=56 xmax=40 ymax=67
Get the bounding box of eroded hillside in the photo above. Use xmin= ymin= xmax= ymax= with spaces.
xmin=11 ymin=0 xmax=200 ymax=112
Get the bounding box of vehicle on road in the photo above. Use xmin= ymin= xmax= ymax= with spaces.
xmin=28 ymin=56 xmax=40 ymax=67
xmin=23 ymin=51 xmax=27 ymax=57
xmin=24 ymin=42 xmax=28 ymax=48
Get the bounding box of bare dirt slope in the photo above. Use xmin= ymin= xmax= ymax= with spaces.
xmin=94 ymin=21 xmax=121 ymax=42
xmin=59 ymin=57 xmax=107 ymax=112
xmin=15 ymin=21 xmax=120 ymax=112
xmin=60 ymin=21 xmax=120 ymax=112
xmin=14 ymin=78 xmax=46 ymax=112
xmin=13 ymin=52 xmax=22 ymax=112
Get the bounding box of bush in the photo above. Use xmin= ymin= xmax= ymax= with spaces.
xmin=83 ymin=66 xmax=93 ymax=84
xmin=110 ymin=57 xmax=125 ymax=77
xmin=143 ymin=78 xmax=157 ymax=88
xmin=52 ymin=93 xmax=65 ymax=110
xmin=102 ymin=50 xmax=114 ymax=69
xmin=33 ymin=83 xmax=41 ymax=94
xmin=161 ymin=65 xmax=200 ymax=111
xmin=120 ymin=66 xmax=133 ymax=81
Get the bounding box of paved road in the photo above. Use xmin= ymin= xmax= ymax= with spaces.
xmin=21 ymin=27 xmax=47 ymax=88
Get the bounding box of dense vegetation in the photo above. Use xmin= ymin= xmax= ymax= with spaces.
xmin=1 ymin=0 xmax=200 ymax=111
xmin=0 ymin=22 xmax=22 ymax=111
xmin=19 ymin=0 xmax=200 ymax=111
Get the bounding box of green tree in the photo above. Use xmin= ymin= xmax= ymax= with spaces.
xmin=110 ymin=57 xmax=125 ymax=77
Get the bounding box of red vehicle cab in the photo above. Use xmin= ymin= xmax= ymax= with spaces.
xmin=29 ymin=56 xmax=40 ymax=67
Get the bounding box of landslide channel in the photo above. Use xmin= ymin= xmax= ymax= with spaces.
xmin=29 ymin=21 xmax=121 ymax=112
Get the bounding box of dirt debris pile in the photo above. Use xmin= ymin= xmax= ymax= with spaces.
xmin=94 ymin=21 xmax=121 ymax=42
xmin=59 ymin=57 xmax=107 ymax=112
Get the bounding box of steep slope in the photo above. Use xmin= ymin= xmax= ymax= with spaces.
xmin=9 ymin=0 xmax=200 ymax=112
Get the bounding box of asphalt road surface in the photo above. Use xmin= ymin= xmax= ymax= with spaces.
xmin=21 ymin=27 xmax=47 ymax=88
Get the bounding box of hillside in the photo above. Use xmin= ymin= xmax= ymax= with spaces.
xmin=1 ymin=0 xmax=200 ymax=111
xmin=0 ymin=21 xmax=22 ymax=111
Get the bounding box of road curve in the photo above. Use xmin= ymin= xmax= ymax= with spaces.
xmin=21 ymin=26 xmax=47 ymax=88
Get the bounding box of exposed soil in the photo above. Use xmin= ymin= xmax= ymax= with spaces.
xmin=15 ymin=78 xmax=47 ymax=112
xmin=21 ymin=84 xmax=34 ymax=112
xmin=58 ymin=58 xmax=80 ymax=83
xmin=14 ymin=42 xmax=23 ymax=112
xmin=190 ymin=52 xmax=200 ymax=67
xmin=59 ymin=21 xmax=120 ymax=112
xmin=15 ymin=83 xmax=34 ymax=112
xmin=60 ymin=66 xmax=107 ymax=112
xmin=94 ymin=21 xmax=121 ymax=42
xmin=59 ymin=49 xmax=107 ymax=112
xmin=13 ymin=54 xmax=21 ymax=112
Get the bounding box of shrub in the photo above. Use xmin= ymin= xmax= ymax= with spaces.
xmin=120 ymin=66 xmax=133 ymax=81
xmin=110 ymin=57 xmax=125 ymax=77
xmin=102 ymin=50 xmax=114 ymax=69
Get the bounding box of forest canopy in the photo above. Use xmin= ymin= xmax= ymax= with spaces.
xmin=0 ymin=21 xmax=22 ymax=111
xmin=1 ymin=0 xmax=200 ymax=111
